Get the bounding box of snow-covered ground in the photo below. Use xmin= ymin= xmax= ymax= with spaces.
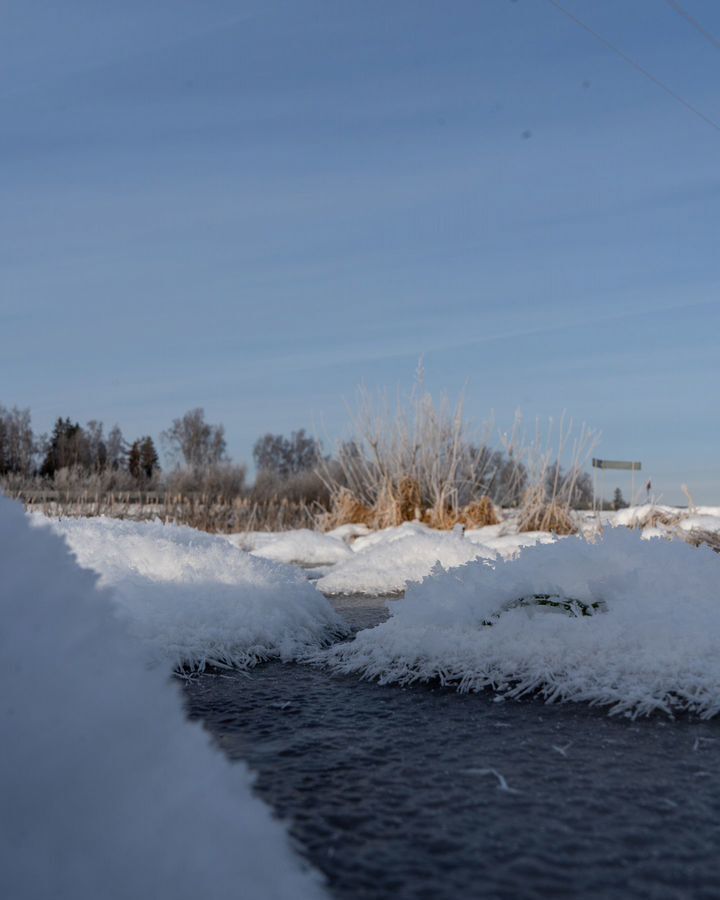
xmin=4 ymin=491 xmax=720 ymax=900
xmin=228 ymin=526 xmax=353 ymax=566
xmin=612 ymin=504 xmax=720 ymax=529
xmin=225 ymin=506 xmax=720 ymax=598
xmin=0 ymin=496 xmax=325 ymax=900
xmin=227 ymin=520 xmax=557 ymax=596
xmin=38 ymin=515 xmax=347 ymax=670
xmin=316 ymin=523 xmax=495 ymax=596
xmin=319 ymin=527 xmax=720 ymax=718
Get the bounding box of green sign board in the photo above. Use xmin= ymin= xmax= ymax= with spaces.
xmin=592 ymin=458 xmax=642 ymax=471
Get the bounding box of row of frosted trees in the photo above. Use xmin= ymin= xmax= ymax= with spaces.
xmin=1 ymin=393 xmax=599 ymax=530
xmin=0 ymin=406 xmax=161 ymax=483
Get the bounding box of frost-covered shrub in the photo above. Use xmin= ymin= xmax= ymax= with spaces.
xmin=38 ymin=514 xmax=348 ymax=670
xmin=321 ymin=527 xmax=720 ymax=718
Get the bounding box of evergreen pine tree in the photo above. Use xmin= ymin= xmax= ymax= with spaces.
xmin=41 ymin=418 xmax=90 ymax=477
xmin=128 ymin=437 xmax=159 ymax=480
xmin=139 ymin=437 xmax=159 ymax=479
xmin=127 ymin=440 xmax=142 ymax=480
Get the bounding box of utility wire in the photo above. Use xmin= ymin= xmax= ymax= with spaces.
xmin=665 ymin=0 xmax=720 ymax=51
xmin=544 ymin=0 xmax=720 ymax=133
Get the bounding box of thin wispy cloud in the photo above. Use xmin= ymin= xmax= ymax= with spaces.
xmin=2 ymin=0 xmax=719 ymax=500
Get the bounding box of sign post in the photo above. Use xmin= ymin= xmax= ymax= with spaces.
xmin=592 ymin=458 xmax=642 ymax=508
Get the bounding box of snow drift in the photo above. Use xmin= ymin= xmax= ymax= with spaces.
xmin=226 ymin=521 xmax=559 ymax=598
xmin=227 ymin=527 xmax=353 ymax=566
xmin=38 ymin=515 xmax=347 ymax=670
xmin=0 ymin=496 xmax=325 ymax=900
xmin=321 ymin=527 xmax=720 ymax=718
xmin=316 ymin=522 xmax=496 ymax=596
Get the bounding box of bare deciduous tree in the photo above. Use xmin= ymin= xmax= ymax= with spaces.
xmin=85 ymin=420 xmax=108 ymax=472
xmin=106 ymin=425 xmax=127 ymax=470
xmin=161 ymin=408 xmax=227 ymax=470
xmin=0 ymin=406 xmax=35 ymax=476
xmin=253 ymin=429 xmax=321 ymax=477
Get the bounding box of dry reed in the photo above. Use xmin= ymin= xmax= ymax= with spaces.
xmin=317 ymin=488 xmax=375 ymax=531
xmin=318 ymin=376 xmax=529 ymax=530
xmin=460 ymin=495 xmax=501 ymax=528
xmin=684 ymin=529 xmax=720 ymax=553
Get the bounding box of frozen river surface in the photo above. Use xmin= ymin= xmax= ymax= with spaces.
xmin=184 ymin=598 xmax=720 ymax=900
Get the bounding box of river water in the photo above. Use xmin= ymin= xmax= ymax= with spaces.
xmin=183 ymin=595 xmax=720 ymax=900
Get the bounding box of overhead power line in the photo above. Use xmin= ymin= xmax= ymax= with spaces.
xmin=544 ymin=0 xmax=720 ymax=133
xmin=665 ymin=0 xmax=720 ymax=51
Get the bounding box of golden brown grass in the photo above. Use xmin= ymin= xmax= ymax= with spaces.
xmin=322 ymin=478 xmax=423 ymax=530
xmin=320 ymin=486 xmax=501 ymax=532
xmin=318 ymin=487 xmax=375 ymax=531
xmin=517 ymin=485 xmax=577 ymax=535
xmin=397 ymin=476 xmax=422 ymax=523
xmin=518 ymin=502 xmax=577 ymax=535
xmin=422 ymin=504 xmax=456 ymax=530
xmin=424 ymin=496 xmax=501 ymax=530
xmin=460 ymin=496 xmax=501 ymax=528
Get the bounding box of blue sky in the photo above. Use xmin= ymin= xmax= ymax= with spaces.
xmin=2 ymin=0 xmax=719 ymax=502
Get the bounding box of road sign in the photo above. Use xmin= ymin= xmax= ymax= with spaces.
xmin=592 ymin=459 xmax=641 ymax=471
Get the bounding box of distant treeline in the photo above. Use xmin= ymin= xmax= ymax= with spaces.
xmin=0 ymin=405 xmax=335 ymax=516
xmin=0 ymin=403 xmax=583 ymax=500
xmin=0 ymin=393 xmax=624 ymax=533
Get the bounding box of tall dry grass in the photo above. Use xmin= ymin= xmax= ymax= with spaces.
xmin=318 ymin=381 xmax=485 ymax=529
xmin=317 ymin=379 xmax=580 ymax=531
xmin=16 ymin=492 xmax=316 ymax=533
xmin=514 ymin=414 xmax=598 ymax=535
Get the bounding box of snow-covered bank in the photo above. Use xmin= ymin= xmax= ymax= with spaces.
xmin=39 ymin=515 xmax=347 ymax=670
xmin=612 ymin=504 xmax=720 ymax=531
xmin=316 ymin=522 xmax=495 ymax=596
xmin=228 ymin=527 xmax=353 ymax=566
xmin=220 ymin=505 xmax=720 ymax=597
xmin=228 ymin=521 xmax=555 ymax=599
xmin=0 ymin=497 xmax=325 ymax=900
xmin=320 ymin=528 xmax=720 ymax=718
xmin=311 ymin=521 xmax=554 ymax=597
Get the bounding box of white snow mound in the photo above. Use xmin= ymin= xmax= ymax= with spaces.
xmin=465 ymin=528 xmax=556 ymax=558
xmin=321 ymin=527 xmax=720 ymax=718
xmin=317 ymin=522 xmax=496 ymax=596
xmin=325 ymin=523 xmax=372 ymax=542
xmin=235 ymin=528 xmax=353 ymax=566
xmin=676 ymin=514 xmax=720 ymax=534
xmin=38 ymin=515 xmax=347 ymax=670
xmin=0 ymin=496 xmax=325 ymax=900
